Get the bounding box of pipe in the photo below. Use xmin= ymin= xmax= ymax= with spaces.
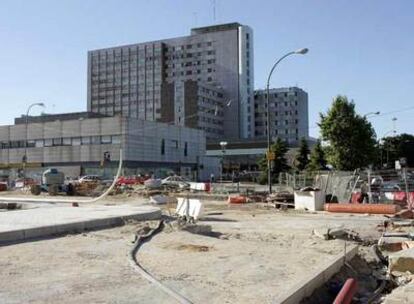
xmin=128 ymin=220 xmax=193 ymax=304
xmin=333 ymin=278 xmax=358 ymax=304
xmin=0 ymin=149 xmax=123 ymax=204
xmin=325 ymin=203 xmax=401 ymax=215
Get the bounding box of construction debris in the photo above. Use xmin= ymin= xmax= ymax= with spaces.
xmin=149 ymin=195 xmax=177 ymax=205
xmin=313 ymin=227 xmax=361 ymax=242
xmin=227 ymin=195 xmax=248 ymax=204
xmin=389 ymin=247 xmax=414 ymax=274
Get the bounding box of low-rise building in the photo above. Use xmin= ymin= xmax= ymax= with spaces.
xmin=0 ymin=114 xmax=218 ymax=181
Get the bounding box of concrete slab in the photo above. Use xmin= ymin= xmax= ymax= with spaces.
xmin=0 ymin=205 xmax=161 ymax=244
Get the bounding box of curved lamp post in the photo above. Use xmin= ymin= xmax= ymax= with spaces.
xmin=363 ymin=111 xmax=380 ymax=118
xmin=23 ymin=102 xmax=45 ymax=183
xmin=266 ymin=48 xmax=308 ymax=194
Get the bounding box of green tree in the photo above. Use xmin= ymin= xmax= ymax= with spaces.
xmin=319 ymin=96 xmax=377 ymax=170
xmin=307 ymin=139 xmax=327 ymax=171
xmin=294 ymin=137 xmax=310 ymax=171
xmin=258 ymin=138 xmax=290 ymax=184
xmin=378 ymin=134 xmax=414 ymax=168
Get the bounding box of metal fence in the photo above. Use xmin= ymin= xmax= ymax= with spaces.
xmin=277 ymin=168 xmax=414 ymax=205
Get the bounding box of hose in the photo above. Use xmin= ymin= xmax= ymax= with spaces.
xmin=128 ymin=220 xmax=193 ymax=304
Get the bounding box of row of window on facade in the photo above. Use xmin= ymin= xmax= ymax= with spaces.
xmin=0 ymin=135 xmax=122 ymax=150
xmin=164 ymin=49 xmax=215 ymax=60
xmin=255 ymin=120 xmax=299 ymax=127
xmin=255 ymin=110 xmax=300 ymax=117
xmin=165 ymin=58 xmax=216 ymax=69
xmin=91 ymin=46 xmax=163 ymax=60
xmin=255 ymin=101 xmax=300 ymax=108
xmin=165 ymin=41 xmax=213 ymax=53
xmin=258 ymin=129 xmax=300 ymax=135
xmin=254 ymin=92 xmax=299 ymax=99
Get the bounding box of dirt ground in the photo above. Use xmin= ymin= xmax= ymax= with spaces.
xmin=0 ymin=200 xmax=385 ymax=304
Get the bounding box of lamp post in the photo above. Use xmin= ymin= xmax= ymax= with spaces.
xmin=363 ymin=111 xmax=380 ymax=118
xmin=220 ymin=141 xmax=227 ymax=185
xmin=265 ymin=48 xmax=308 ymax=194
xmin=23 ymin=102 xmax=45 ymax=183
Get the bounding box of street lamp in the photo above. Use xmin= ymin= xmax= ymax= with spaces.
xmin=23 ymin=102 xmax=45 ymax=183
xmin=219 ymin=141 xmax=227 ymax=185
xmin=265 ymin=48 xmax=308 ymax=194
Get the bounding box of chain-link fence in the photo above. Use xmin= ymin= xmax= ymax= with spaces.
xmin=277 ymin=168 xmax=414 ymax=206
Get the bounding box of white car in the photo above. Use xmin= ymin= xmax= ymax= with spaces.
xmin=161 ymin=176 xmax=190 ymax=189
xmin=78 ymin=175 xmax=102 ymax=183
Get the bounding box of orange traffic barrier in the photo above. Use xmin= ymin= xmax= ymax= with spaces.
xmin=228 ymin=196 xmax=247 ymax=204
xmin=325 ymin=203 xmax=400 ymax=214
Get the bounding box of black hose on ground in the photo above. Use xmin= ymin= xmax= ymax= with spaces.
xmin=128 ymin=220 xmax=193 ymax=304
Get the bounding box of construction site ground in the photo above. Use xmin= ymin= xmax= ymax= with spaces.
xmin=0 ymin=193 xmax=393 ymax=304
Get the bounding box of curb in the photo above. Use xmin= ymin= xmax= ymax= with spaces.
xmin=0 ymin=209 xmax=161 ymax=245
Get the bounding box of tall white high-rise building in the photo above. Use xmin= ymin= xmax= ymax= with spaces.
xmin=87 ymin=22 xmax=254 ymax=139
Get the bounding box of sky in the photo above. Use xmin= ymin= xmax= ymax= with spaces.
xmin=0 ymin=0 xmax=413 ymax=138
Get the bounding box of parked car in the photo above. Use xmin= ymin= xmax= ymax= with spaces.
xmin=78 ymin=175 xmax=102 ymax=183
xmin=161 ymin=176 xmax=190 ymax=189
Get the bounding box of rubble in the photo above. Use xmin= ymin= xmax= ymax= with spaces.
xmin=312 ymin=227 xmax=361 ymax=242
xmin=389 ymin=247 xmax=414 ymax=274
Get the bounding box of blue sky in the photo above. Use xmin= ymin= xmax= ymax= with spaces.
xmin=0 ymin=0 xmax=413 ymax=138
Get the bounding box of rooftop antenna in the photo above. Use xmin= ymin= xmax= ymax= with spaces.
xmin=212 ymin=0 xmax=216 ymax=23
xmin=193 ymin=12 xmax=198 ymax=27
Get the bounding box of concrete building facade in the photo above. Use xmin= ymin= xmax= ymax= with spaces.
xmin=160 ymin=80 xmax=225 ymax=139
xmin=87 ymin=22 xmax=254 ymax=139
xmin=0 ymin=115 xmax=216 ymax=180
xmin=254 ymin=87 xmax=309 ymax=144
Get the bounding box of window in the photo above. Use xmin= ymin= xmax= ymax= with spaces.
xmin=186 ymin=44 xmax=192 ymax=49
xmin=62 ymin=138 xmax=72 ymax=146
xmin=207 ymin=68 xmax=212 ymax=73
xmin=207 ymin=77 xmax=212 ymax=82
xmin=112 ymin=135 xmax=121 ymax=144
xmin=72 ymin=137 xmax=81 ymax=146
xmin=101 ymin=135 xmax=112 ymax=144
xmin=184 ymin=142 xmax=188 ymax=157
xmin=207 ymin=41 xmax=212 ymax=46
xmin=27 ymin=140 xmax=35 ymax=148
xmin=53 ymin=138 xmax=62 ymax=146
xmin=81 ymin=137 xmax=91 ymax=145
xmin=44 ymin=139 xmax=53 ymax=147
xmin=35 ymin=140 xmax=43 ymax=148
xmin=161 ymin=139 xmax=165 ymax=155
xmin=91 ymin=136 xmax=100 ymax=145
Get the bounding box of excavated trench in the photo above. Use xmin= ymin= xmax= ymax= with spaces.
xmin=300 ymin=244 xmax=405 ymax=303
